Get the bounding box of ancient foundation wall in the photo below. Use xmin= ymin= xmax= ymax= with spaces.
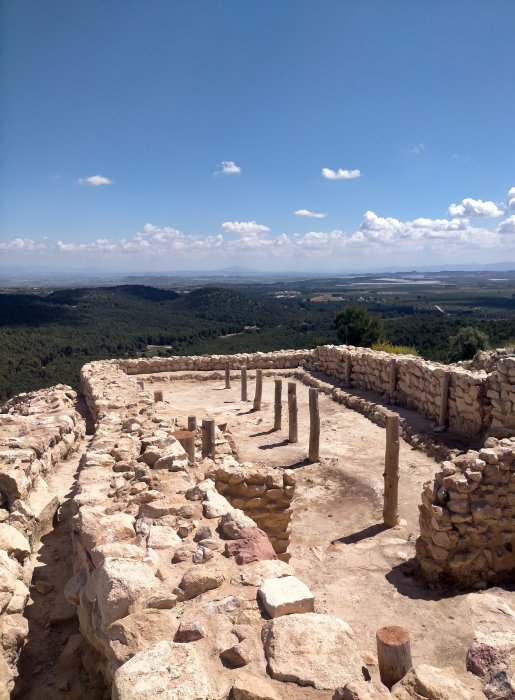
xmin=117 ymin=348 xmax=312 ymax=375
xmin=311 ymin=345 xmax=488 ymax=440
xmin=0 ymin=386 xmax=85 ymax=695
xmin=209 ymin=464 xmax=295 ymax=560
xmin=68 ymin=360 xmax=374 ymax=698
xmin=416 ymin=438 xmax=515 ymax=587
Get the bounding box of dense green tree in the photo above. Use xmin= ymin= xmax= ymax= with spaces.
xmin=448 ymin=327 xmax=489 ymax=361
xmin=334 ymin=304 xmax=383 ymax=347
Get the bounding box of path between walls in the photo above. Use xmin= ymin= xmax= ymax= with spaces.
xmin=13 ymin=430 xmax=107 ymax=700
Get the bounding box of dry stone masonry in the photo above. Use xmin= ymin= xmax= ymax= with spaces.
xmin=417 ymin=437 xmax=515 ymax=588
xmin=0 ymin=385 xmax=85 ymax=696
xmin=2 ymin=345 xmax=515 ymax=698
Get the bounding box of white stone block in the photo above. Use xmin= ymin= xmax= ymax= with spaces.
xmin=258 ymin=575 xmax=314 ymax=618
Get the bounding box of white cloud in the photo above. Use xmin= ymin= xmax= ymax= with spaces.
xmin=294 ymin=209 xmax=327 ymax=219
xmin=448 ymin=197 xmax=503 ymax=218
xmin=76 ymin=174 xmax=114 ymax=186
xmin=321 ymin=167 xmax=361 ymax=180
xmin=215 ymin=161 xmax=241 ymax=175
xmin=0 ymin=237 xmax=48 ymax=252
xmin=221 ymin=221 xmax=270 ymax=235
xmin=404 ymin=143 xmax=425 ymax=155
xmin=497 ymin=215 xmax=515 ymax=235
xmin=508 ymin=187 xmax=515 ymax=210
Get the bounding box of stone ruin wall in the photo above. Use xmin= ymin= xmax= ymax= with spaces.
xmin=68 ymin=358 xmax=378 ymax=698
xmin=416 ymin=437 xmax=515 ymax=588
xmin=0 ymin=386 xmax=85 ymax=696
xmin=2 ymin=346 xmax=515 ymax=696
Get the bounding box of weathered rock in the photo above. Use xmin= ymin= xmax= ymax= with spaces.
xmin=0 ymin=652 xmax=14 ymax=700
xmin=220 ymin=509 xmax=256 ymax=539
xmin=0 ymin=523 xmax=31 ymax=563
xmin=78 ymin=507 xmax=136 ymax=553
xmin=108 ymin=609 xmax=180 ymax=666
xmin=231 ymin=671 xmax=282 ymax=700
xmin=483 ymin=670 xmax=515 ymax=700
xmin=335 ymin=680 xmax=390 ymax=699
xmin=93 ymin=558 xmax=160 ymax=627
xmin=112 ymin=640 xmax=210 ymax=700
xmin=225 ymin=528 xmax=277 ymax=565
xmin=147 ymin=525 xmax=181 ymax=550
xmin=391 ymin=664 xmax=481 ymax=700
xmin=202 ymin=489 xmax=232 ymax=518
xmin=179 ymin=566 xmax=225 ymax=600
xmin=174 ymin=620 xmax=206 ymax=643
xmin=467 ymin=630 xmax=515 ymax=679
xmin=262 ymin=612 xmax=364 ymax=690
xmin=233 ymin=560 xmax=295 ymax=587
xmin=258 ymin=576 xmax=314 ymax=618
xmin=90 ymin=543 xmax=147 ymax=568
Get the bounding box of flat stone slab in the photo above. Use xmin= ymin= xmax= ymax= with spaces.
xmin=258 ymin=576 xmax=314 ymax=618
xmin=263 ymin=612 xmax=364 ymax=690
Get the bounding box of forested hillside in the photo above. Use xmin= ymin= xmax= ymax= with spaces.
xmin=0 ymin=285 xmax=337 ymax=401
xmin=2 ymin=280 xmax=515 ymax=403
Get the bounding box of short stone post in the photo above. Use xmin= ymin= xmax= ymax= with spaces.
xmin=288 ymin=382 xmax=298 ymax=444
xmin=225 ymin=362 xmax=231 ymax=389
xmin=345 ymin=353 xmax=352 ymax=387
xmin=253 ymin=368 xmax=263 ymax=411
xmin=376 ymin=626 xmax=413 ymax=689
xmin=201 ymin=419 xmax=216 ymax=459
xmin=388 ymin=358 xmax=397 ymax=403
xmin=438 ymin=371 xmax=451 ymax=428
xmin=137 ymin=381 xmax=145 ymax=390
xmin=187 ymin=415 xmax=197 ymax=432
xmin=274 ymin=379 xmax=282 ymax=431
xmin=383 ymin=412 xmax=400 ymax=527
xmin=308 ymin=388 xmax=320 ymax=463
xmin=241 ymin=366 xmax=248 ymax=401
xmin=173 ymin=430 xmax=195 ymax=464
xmin=154 ymin=390 xmax=164 ymax=403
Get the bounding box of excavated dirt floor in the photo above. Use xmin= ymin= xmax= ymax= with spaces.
xmin=143 ymin=372 xmax=515 ymax=685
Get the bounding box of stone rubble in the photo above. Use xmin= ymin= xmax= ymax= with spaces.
xmin=0 ymin=385 xmax=85 ymax=694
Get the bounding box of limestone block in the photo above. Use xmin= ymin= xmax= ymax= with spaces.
xmin=231 ymin=672 xmax=282 ymax=700
xmin=232 ymin=560 xmax=295 ymax=588
xmin=0 ymin=523 xmax=31 ymax=563
xmin=78 ymin=507 xmax=136 ymax=553
xmin=93 ymin=558 xmax=160 ymax=628
xmin=391 ymin=664 xmax=482 ymax=700
xmin=262 ymin=612 xmax=364 ymax=690
xmin=147 ymin=525 xmax=181 ymax=550
xmin=179 ymin=566 xmax=225 ymax=600
xmin=219 ymin=509 xmax=256 ymax=539
xmin=112 ymin=641 xmax=210 ymax=700
xmin=258 ymin=576 xmax=314 ymax=618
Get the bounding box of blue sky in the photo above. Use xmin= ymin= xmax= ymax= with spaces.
xmin=1 ymin=0 xmax=515 ymax=272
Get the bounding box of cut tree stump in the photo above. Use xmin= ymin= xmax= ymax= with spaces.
xmin=201 ymin=419 xmax=216 ymax=459
xmin=376 ymin=625 xmax=413 ymax=689
xmin=173 ymin=430 xmax=195 ymax=464
xmin=187 ymin=415 xmax=197 ymax=432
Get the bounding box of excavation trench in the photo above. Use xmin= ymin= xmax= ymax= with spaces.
xmin=12 ymin=402 xmax=106 ymax=700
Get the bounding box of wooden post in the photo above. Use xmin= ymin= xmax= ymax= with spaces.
xmin=187 ymin=415 xmax=197 ymax=432
xmin=288 ymin=382 xmax=298 ymax=444
xmin=154 ymin=390 xmax=164 ymax=403
xmin=383 ymin=413 xmax=400 ymax=527
xmin=438 ymin=371 xmax=451 ymax=428
xmin=345 ymin=354 xmax=352 ymax=387
xmin=388 ymin=358 xmax=397 ymax=403
xmin=241 ymin=366 xmax=248 ymax=401
xmin=201 ymin=419 xmax=216 ymax=459
xmin=137 ymin=381 xmax=145 ymax=390
xmin=274 ymin=379 xmax=282 ymax=431
xmin=376 ymin=626 xmax=413 ymax=689
xmin=253 ymin=368 xmax=263 ymax=411
xmin=225 ymin=362 xmax=231 ymax=389
xmin=173 ymin=430 xmax=195 ymax=464
xmin=308 ymin=388 xmax=320 ymax=463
